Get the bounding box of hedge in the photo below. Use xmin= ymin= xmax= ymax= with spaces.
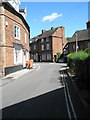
xmin=84 ymin=47 xmax=90 ymax=53
xmin=67 ymin=51 xmax=89 ymax=67
xmin=67 ymin=50 xmax=90 ymax=87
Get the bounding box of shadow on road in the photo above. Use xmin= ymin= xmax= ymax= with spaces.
xmin=2 ymin=87 xmax=68 ymax=119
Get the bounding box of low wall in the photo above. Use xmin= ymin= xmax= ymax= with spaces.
xmin=5 ymin=65 xmax=23 ymax=75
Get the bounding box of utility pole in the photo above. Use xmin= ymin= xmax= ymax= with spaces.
xmin=75 ymin=33 xmax=78 ymax=53
xmin=62 ymin=27 xmax=63 ymax=53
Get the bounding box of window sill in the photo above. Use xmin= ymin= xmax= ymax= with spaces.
xmin=15 ymin=37 xmax=20 ymax=41
xmin=14 ymin=63 xmax=22 ymax=65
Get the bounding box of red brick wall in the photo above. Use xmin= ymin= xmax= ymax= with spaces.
xmin=0 ymin=5 xmax=5 ymax=75
xmin=4 ymin=9 xmax=29 ymax=67
xmin=52 ymin=36 xmax=62 ymax=55
xmin=52 ymin=27 xmax=66 ymax=60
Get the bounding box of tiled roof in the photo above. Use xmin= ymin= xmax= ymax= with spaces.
xmin=30 ymin=27 xmax=59 ymax=43
xmin=39 ymin=28 xmax=58 ymax=39
xmin=30 ymin=35 xmax=42 ymax=43
xmin=68 ymin=29 xmax=89 ymax=43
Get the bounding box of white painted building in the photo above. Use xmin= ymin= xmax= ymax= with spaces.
xmin=2 ymin=0 xmax=20 ymax=12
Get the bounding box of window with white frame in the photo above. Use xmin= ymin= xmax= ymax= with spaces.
xmin=46 ymin=38 xmax=49 ymax=42
xmin=47 ymin=44 xmax=50 ymax=50
xmin=14 ymin=24 xmax=20 ymax=40
xmin=14 ymin=48 xmax=22 ymax=64
xmin=34 ymin=45 xmax=36 ymax=50
xmin=41 ymin=39 xmax=44 ymax=43
xmin=25 ymin=31 xmax=26 ymax=43
xmin=42 ymin=45 xmax=44 ymax=51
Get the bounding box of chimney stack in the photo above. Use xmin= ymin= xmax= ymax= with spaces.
xmin=51 ymin=27 xmax=54 ymax=30
xmin=42 ymin=30 xmax=46 ymax=34
xmin=86 ymin=21 xmax=90 ymax=29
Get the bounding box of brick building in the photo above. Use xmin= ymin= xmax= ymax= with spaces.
xmin=0 ymin=1 xmax=30 ymax=75
xmin=30 ymin=26 xmax=66 ymax=62
xmin=68 ymin=21 xmax=90 ymax=53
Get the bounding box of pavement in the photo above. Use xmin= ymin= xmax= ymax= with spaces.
xmin=66 ymin=67 xmax=90 ymax=116
xmin=59 ymin=65 xmax=90 ymax=118
xmin=0 ymin=64 xmax=37 ymax=87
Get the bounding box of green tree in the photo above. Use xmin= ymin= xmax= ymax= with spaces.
xmin=57 ymin=52 xmax=61 ymax=59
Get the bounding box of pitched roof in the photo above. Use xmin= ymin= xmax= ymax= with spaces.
xmin=30 ymin=27 xmax=59 ymax=43
xmin=30 ymin=34 xmax=42 ymax=42
xmin=39 ymin=27 xmax=58 ymax=39
xmin=68 ymin=29 xmax=89 ymax=43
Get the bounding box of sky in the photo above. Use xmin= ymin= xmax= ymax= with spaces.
xmin=20 ymin=2 xmax=88 ymax=38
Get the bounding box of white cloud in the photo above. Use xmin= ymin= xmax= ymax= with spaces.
xmin=42 ymin=12 xmax=63 ymax=22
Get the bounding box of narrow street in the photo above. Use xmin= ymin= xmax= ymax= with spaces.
xmin=1 ymin=63 xmax=68 ymax=118
xmin=1 ymin=63 xmax=89 ymax=119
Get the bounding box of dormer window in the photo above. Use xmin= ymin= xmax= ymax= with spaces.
xmin=36 ymin=38 xmax=38 ymax=41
